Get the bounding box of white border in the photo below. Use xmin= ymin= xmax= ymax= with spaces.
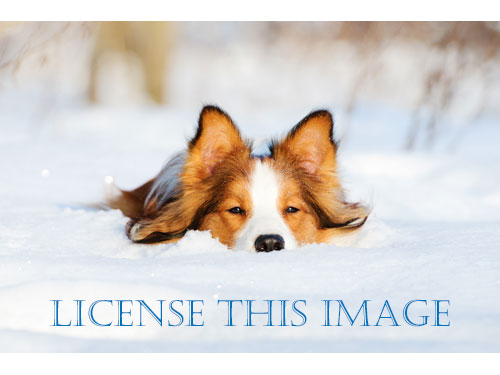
xmin=0 ymin=0 xmax=498 ymax=21
xmin=2 ymin=353 xmax=500 ymax=374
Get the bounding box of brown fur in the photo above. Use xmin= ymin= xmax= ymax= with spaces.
xmin=108 ymin=105 xmax=369 ymax=248
xmin=107 ymin=178 xmax=155 ymax=218
xmin=270 ymin=110 xmax=369 ymax=244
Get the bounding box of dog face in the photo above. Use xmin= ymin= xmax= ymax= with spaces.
xmin=121 ymin=106 xmax=368 ymax=252
xmin=199 ymin=158 xmax=300 ymax=251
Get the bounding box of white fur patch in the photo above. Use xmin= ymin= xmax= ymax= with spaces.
xmin=234 ymin=160 xmax=298 ymax=252
xmin=145 ymin=152 xmax=185 ymax=207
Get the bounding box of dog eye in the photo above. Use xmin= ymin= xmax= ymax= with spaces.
xmin=286 ymin=206 xmax=299 ymax=213
xmin=228 ymin=207 xmax=245 ymax=214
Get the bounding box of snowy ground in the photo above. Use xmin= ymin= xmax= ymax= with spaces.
xmin=1 ymin=102 xmax=499 ymax=352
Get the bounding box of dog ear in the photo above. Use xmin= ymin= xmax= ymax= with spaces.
xmin=272 ymin=110 xmax=336 ymax=175
xmin=187 ymin=105 xmax=249 ymax=179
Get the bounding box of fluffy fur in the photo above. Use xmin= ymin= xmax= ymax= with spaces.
xmin=107 ymin=105 xmax=369 ymax=251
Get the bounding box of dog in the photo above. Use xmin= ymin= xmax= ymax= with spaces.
xmin=107 ymin=105 xmax=369 ymax=252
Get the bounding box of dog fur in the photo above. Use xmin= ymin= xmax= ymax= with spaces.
xmin=107 ymin=105 xmax=369 ymax=251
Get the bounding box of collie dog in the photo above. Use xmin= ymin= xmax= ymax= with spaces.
xmin=108 ymin=106 xmax=369 ymax=252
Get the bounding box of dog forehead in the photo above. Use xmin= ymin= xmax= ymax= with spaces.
xmin=247 ymin=159 xmax=282 ymax=212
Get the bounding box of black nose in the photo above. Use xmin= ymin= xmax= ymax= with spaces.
xmin=254 ymin=234 xmax=285 ymax=252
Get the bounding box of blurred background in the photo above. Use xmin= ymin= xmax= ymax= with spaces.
xmin=1 ymin=21 xmax=500 ymax=151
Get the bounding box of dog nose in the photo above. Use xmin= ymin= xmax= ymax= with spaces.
xmin=254 ymin=234 xmax=285 ymax=252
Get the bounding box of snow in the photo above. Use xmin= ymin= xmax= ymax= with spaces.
xmin=1 ymin=22 xmax=500 ymax=352
xmin=1 ymin=104 xmax=500 ymax=352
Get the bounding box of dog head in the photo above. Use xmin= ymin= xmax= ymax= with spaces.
xmin=127 ymin=106 xmax=368 ymax=252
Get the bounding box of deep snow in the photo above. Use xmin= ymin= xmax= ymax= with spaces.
xmin=1 ymin=103 xmax=500 ymax=352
